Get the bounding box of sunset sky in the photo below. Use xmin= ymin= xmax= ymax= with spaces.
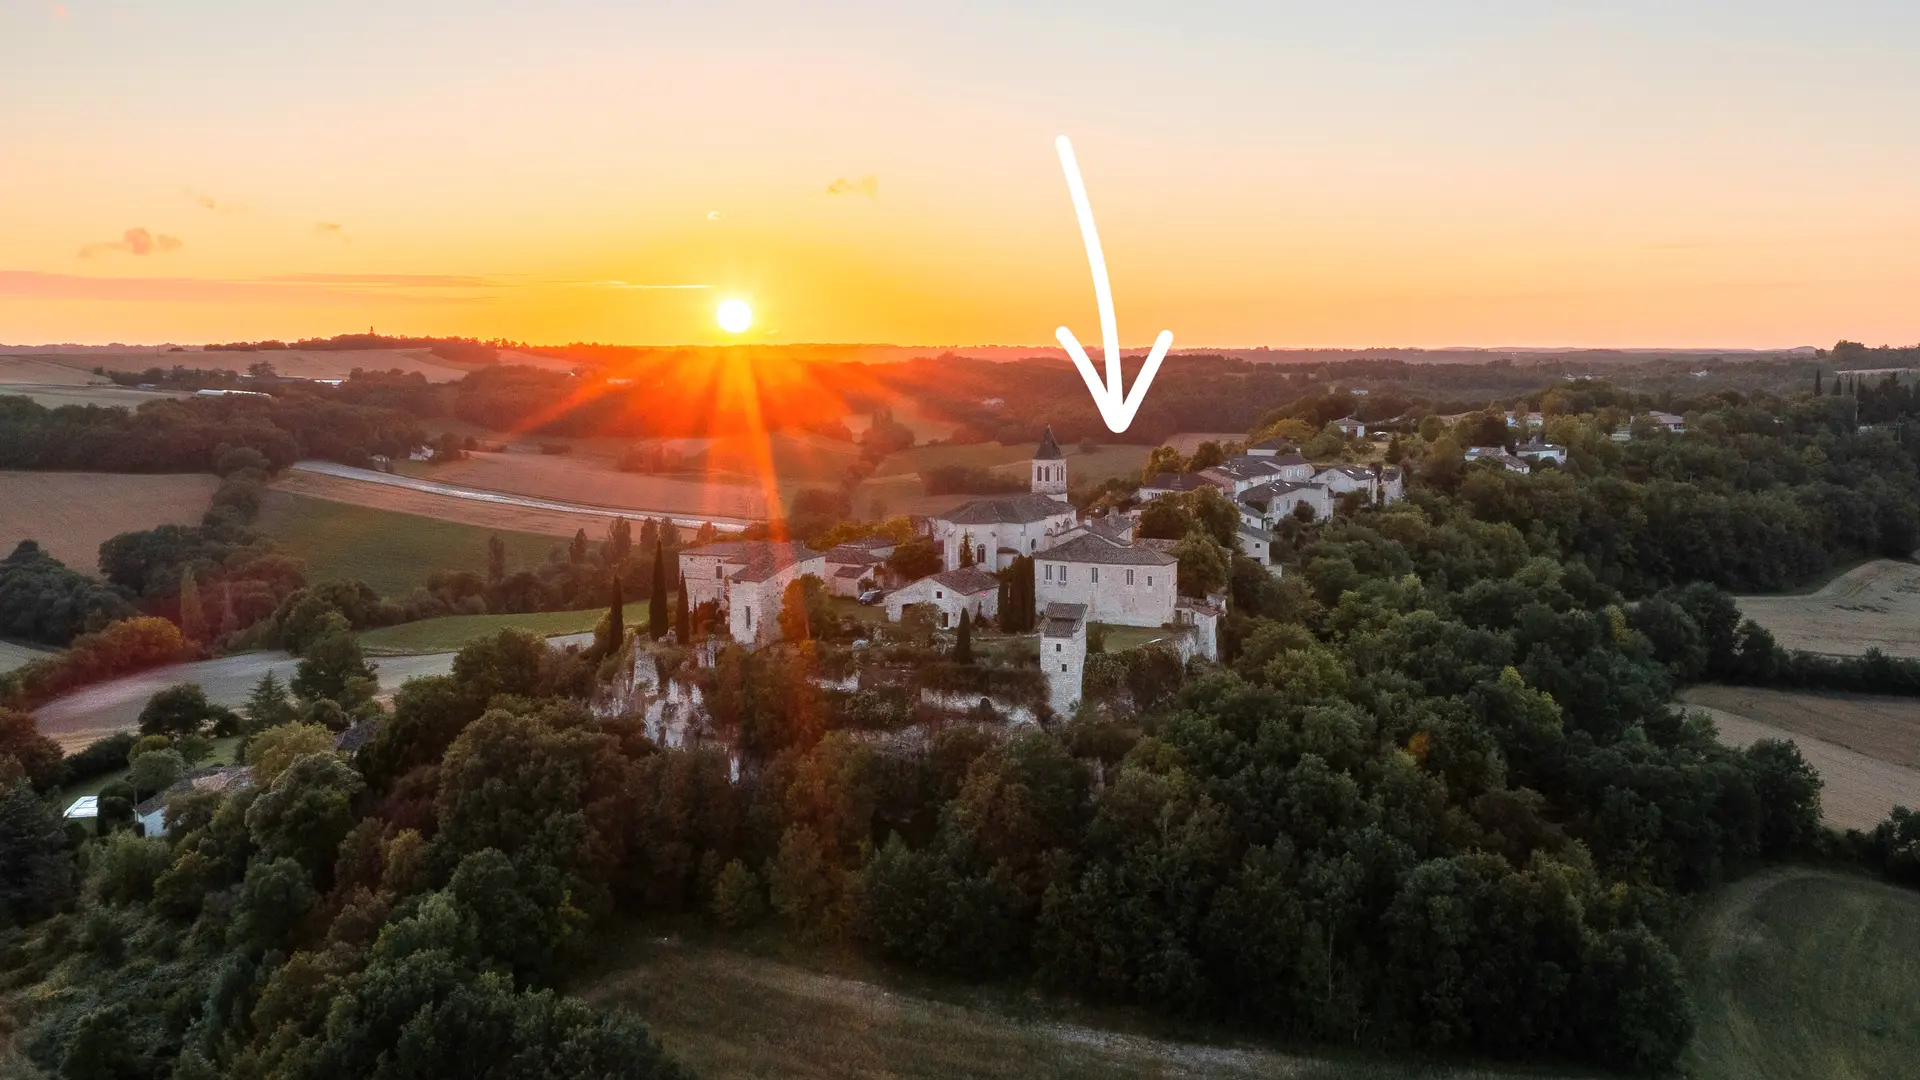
xmin=4 ymin=1 xmax=1920 ymax=348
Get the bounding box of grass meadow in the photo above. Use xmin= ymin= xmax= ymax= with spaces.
xmin=256 ymin=491 xmax=560 ymax=596
xmin=1682 ymin=868 xmax=1920 ymax=1079
xmin=355 ymin=602 xmax=650 ymax=655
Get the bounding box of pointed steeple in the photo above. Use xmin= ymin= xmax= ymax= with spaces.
xmin=1031 ymin=426 xmax=1068 ymax=499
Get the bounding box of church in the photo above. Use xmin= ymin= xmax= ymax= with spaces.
xmin=925 ymin=427 xmax=1181 ymax=629
xmin=927 ymin=427 xmax=1078 ymax=572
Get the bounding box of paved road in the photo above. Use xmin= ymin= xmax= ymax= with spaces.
xmin=291 ymin=460 xmax=762 ymax=530
xmin=33 ymin=631 xmax=595 ymax=751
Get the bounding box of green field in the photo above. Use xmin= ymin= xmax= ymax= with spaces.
xmin=1094 ymin=623 xmax=1172 ymax=653
xmin=62 ymin=734 xmax=244 ymax=802
xmin=579 ymin=934 xmax=1573 ymax=1080
xmin=355 ymin=602 xmax=651 ymax=655
xmin=256 ymin=491 xmax=560 ymax=595
xmin=1682 ymin=868 xmax=1920 ymax=1079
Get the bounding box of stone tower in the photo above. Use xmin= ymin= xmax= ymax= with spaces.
xmin=1031 ymin=425 xmax=1067 ymax=500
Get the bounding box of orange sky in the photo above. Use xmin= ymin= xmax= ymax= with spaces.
xmin=4 ymin=2 xmax=1920 ymax=348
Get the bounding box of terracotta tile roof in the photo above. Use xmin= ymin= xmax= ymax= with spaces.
xmin=1140 ymin=472 xmax=1212 ymax=493
xmin=726 ymin=542 xmax=822 ymax=584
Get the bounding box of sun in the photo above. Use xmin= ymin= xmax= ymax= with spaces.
xmin=716 ymin=298 xmax=753 ymax=334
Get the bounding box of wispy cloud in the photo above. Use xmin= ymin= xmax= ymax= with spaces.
xmin=706 ymin=210 xmax=722 ymax=220
xmin=313 ymin=222 xmax=350 ymax=242
xmin=190 ymin=191 xmax=244 ymax=214
xmin=825 ymin=174 xmax=878 ymax=197
xmin=78 ymin=228 xmax=183 ymax=258
xmin=0 ymin=271 xmax=485 ymax=305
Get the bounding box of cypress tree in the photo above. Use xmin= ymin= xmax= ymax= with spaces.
xmin=649 ymin=543 xmax=669 ymax=640
xmin=959 ymin=532 xmax=975 ymax=568
xmin=1814 ymin=369 xmax=1823 ymax=396
xmin=676 ymin=572 xmax=691 ymax=642
xmin=178 ymin=567 xmax=206 ymax=644
xmin=956 ymin=609 xmax=973 ymax=664
xmin=608 ymin=574 xmax=625 ymax=651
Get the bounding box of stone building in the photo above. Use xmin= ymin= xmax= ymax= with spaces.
xmin=1040 ymin=602 xmax=1087 ymax=715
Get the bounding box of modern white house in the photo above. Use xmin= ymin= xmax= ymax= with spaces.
xmin=677 ymin=540 xmax=827 ymax=645
xmin=1040 ymin=602 xmax=1088 ymax=715
xmin=1237 ymin=479 xmax=1334 ymax=526
xmin=1331 ymin=416 xmax=1367 ymax=438
xmin=883 ymin=566 xmax=1000 ymax=628
xmin=1237 ymin=522 xmax=1277 ymax=565
xmin=1465 ymin=446 xmax=1532 ymax=474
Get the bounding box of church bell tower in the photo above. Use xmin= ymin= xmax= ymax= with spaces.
xmin=1031 ymin=425 xmax=1067 ymax=500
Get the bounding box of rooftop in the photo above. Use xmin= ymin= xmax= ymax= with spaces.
xmin=1041 ymin=601 xmax=1087 ymax=636
xmin=1041 ymin=533 xmax=1178 ymax=566
xmin=1033 ymin=425 xmax=1065 ymax=461
xmin=930 ymin=566 xmax=1001 ymax=594
xmin=725 ymin=541 xmax=821 ymax=583
xmin=940 ymin=492 xmax=1076 ymax=526
xmin=823 ymin=545 xmax=886 ymax=566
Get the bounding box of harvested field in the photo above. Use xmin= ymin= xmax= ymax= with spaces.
xmin=1161 ymin=431 xmax=1247 ymax=455
xmin=1678 ymin=685 xmax=1920 ymax=769
xmin=1737 ymin=559 xmax=1920 ymax=659
xmin=0 ymin=640 xmax=54 ymax=675
xmin=0 ymin=353 xmax=112 ymax=386
xmin=0 ymin=471 xmax=220 ymax=572
xmin=255 ymin=491 xmax=564 ymax=594
xmin=1689 ymin=701 xmax=1920 ymax=831
xmin=384 ymin=452 xmax=772 ymax=520
xmin=1682 ymin=867 xmax=1920 ymax=1079
xmin=579 ymin=935 xmax=1567 ymax=1080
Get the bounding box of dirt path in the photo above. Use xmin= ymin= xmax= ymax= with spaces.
xmin=287 ymin=461 xmax=764 ymax=529
xmin=1736 ymin=558 xmax=1920 ymax=659
xmin=1688 ymin=702 xmax=1920 ymax=831
xmin=31 ymin=631 xmax=592 ymax=751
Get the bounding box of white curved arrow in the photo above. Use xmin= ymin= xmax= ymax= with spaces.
xmin=1053 ymin=134 xmax=1174 ymax=434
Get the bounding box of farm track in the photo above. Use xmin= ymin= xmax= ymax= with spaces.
xmin=33 ymin=631 xmax=593 ymax=750
xmin=287 ymin=461 xmax=766 ymax=528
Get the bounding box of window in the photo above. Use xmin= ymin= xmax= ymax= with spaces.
xmin=1061 ymin=662 xmax=1068 ymax=672
xmin=1055 ymin=643 xmax=1062 ymax=652
xmin=1044 ymin=564 xmax=1052 ymax=581
xmin=1147 ymin=576 xmax=1153 ymax=587
xmin=1090 ymin=567 xmax=1099 ymax=584
xmin=745 ymin=607 xmax=752 ymax=628
xmin=940 ymin=612 xmax=949 ymax=628
xmin=935 ymin=590 xmax=943 ymax=599
xmin=1125 ymin=569 xmax=1134 ymax=585
xmin=716 ymin=566 xmax=723 ymax=579
xmin=1030 ymin=539 xmax=1037 ymax=551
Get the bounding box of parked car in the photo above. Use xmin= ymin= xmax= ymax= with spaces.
xmin=857 ymin=589 xmax=886 ymax=605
